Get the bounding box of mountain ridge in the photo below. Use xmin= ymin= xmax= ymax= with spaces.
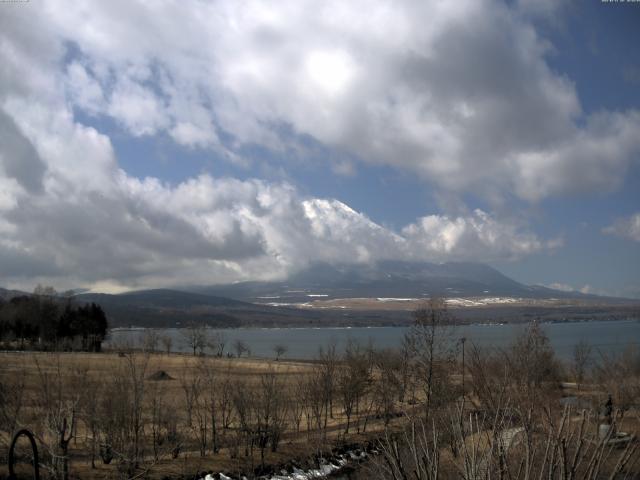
xmin=2 ymin=261 xmax=638 ymax=328
xmin=189 ymin=260 xmax=615 ymax=303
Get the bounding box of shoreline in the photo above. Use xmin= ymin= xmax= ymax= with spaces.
xmin=108 ymin=316 xmax=640 ymax=332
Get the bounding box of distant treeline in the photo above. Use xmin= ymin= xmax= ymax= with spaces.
xmin=0 ymin=286 xmax=108 ymax=351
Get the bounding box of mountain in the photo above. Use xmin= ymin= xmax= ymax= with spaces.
xmin=74 ymin=288 xmax=335 ymax=328
xmin=3 ymin=262 xmax=637 ymax=328
xmin=79 ymin=289 xmax=248 ymax=310
xmin=190 ymin=261 xmax=604 ymax=303
xmin=0 ymin=287 xmax=28 ymax=301
xmin=1 ymin=286 xmax=324 ymax=328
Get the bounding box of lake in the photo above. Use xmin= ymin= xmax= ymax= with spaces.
xmin=106 ymin=319 xmax=640 ymax=361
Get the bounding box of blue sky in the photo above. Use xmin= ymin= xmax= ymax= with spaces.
xmin=500 ymin=0 xmax=640 ymax=296
xmin=0 ymin=0 xmax=639 ymax=296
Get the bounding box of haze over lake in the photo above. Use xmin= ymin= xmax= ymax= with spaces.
xmin=108 ymin=319 xmax=640 ymax=361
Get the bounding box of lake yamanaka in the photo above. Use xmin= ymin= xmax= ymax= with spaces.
xmin=107 ymin=319 xmax=640 ymax=360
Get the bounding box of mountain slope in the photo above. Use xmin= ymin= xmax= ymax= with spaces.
xmin=79 ymin=289 xmax=249 ymax=309
xmin=3 ymin=261 xmax=635 ymax=329
xmin=192 ymin=260 xmax=600 ymax=303
xmin=0 ymin=287 xmax=29 ymax=301
xmin=74 ymin=289 xmax=333 ymax=328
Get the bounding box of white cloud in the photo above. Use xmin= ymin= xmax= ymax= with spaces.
xmin=3 ymin=0 xmax=634 ymax=291
xmin=0 ymin=177 xmax=22 ymax=212
xmin=543 ymin=283 xmax=606 ymax=296
xmin=301 ymin=199 xmax=406 ymax=264
xmin=579 ymin=285 xmax=594 ymax=295
xmin=331 ymin=161 xmax=356 ymax=177
xmin=64 ymin=62 xmax=107 ymax=115
xmin=0 ymin=96 xmax=552 ymax=290
xmin=107 ymin=79 xmax=169 ymax=136
xmin=546 ymin=282 xmax=574 ymax=292
xmin=2 ymin=98 xmax=117 ymax=195
xmin=603 ymin=213 xmax=640 ymax=242
xmin=170 ymin=122 xmax=219 ymax=149
xmin=402 ymin=209 xmax=546 ymax=261
xmin=0 ymin=0 xmax=634 ymax=203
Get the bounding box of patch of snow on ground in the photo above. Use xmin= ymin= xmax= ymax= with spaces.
xmin=263 ymin=302 xmax=312 ymax=307
xmin=446 ymin=297 xmax=522 ymax=307
xmin=479 ymin=297 xmax=521 ymax=304
xmin=376 ymin=298 xmax=418 ymax=302
xmin=446 ymin=298 xmax=483 ymax=307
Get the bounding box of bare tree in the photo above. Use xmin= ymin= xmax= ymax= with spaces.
xmin=304 ymin=368 xmax=327 ymax=439
xmin=509 ymin=321 xmax=560 ymax=413
xmin=199 ymin=358 xmax=222 ymax=454
xmin=273 ymin=344 xmax=288 ymax=361
xmin=120 ymin=352 xmax=149 ymax=474
xmin=512 ymin=322 xmax=559 ymax=386
xmin=147 ymin=380 xmax=167 ymax=462
xmin=97 ymin=373 xmax=125 ymax=466
xmin=467 ymin=343 xmax=511 ymax=415
xmin=179 ymin=359 xmax=201 ymax=428
xmin=166 ymin=405 xmax=182 ymax=459
xmin=178 ymin=359 xmax=210 ymax=458
xmin=337 ymin=341 xmax=370 ymax=433
xmin=230 ymin=379 xmax=255 ymax=466
xmin=318 ymin=342 xmax=338 ymax=426
xmin=234 ymin=339 xmax=249 ymax=358
xmin=407 ymin=298 xmax=457 ymax=422
xmin=219 ymin=364 xmax=236 ymax=432
xmin=182 ymin=323 xmax=208 ymax=356
xmin=373 ymin=350 xmax=403 ymax=427
xmin=79 ymin=375 xmax=102 ymax=469
xmin=397 ymin=336 xmax=414 ymax=403
xmin=254 ymin=370 xmax=288 ymax=464
xmin=33 ymin=354 xmax=84 ymax=480
xmin=33 ymin=284 xmax=57 ymax=297
xmin=160 ymin=333 xmax=173 ymax=355
xmin=289 ymin=374 xmax=308 ymax=434
xmin=141 ymin=329 xmax=160 ymax=353
xmin=207 ymin=331 xmax=227 ymax=357
xmin=191 ymin=377 xmax=209 ymax=457
xmin=377 ymin=403 xmax=639 ymax=480
xmin=0 ymin=361 xmax=26 ymax=448
xmin=95 ymin=352 xmax=150 ymax=474
xmin=571 ymin=340 xmax=592 ymax=388
xmin=593 ymin=345 xmax=640 ymax=418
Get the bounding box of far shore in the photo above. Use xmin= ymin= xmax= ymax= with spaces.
xmin=108 ymin=315 xmax=640 ymax=332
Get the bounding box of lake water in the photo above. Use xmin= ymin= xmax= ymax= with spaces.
xmin=106 ymin=319 xmax=640 ymax=361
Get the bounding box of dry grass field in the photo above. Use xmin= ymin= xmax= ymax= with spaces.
xmin=1 ymin=320 xmax=639 ymax=480
xmin=0 ymin=350 xmax=403 ymax=479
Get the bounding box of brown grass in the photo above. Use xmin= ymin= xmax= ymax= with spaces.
xmin=0 ymin=351 xmax=398 ymax=479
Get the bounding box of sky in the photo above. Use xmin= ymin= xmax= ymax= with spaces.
xmin=0 ymin=0 xmax=639 ymax=296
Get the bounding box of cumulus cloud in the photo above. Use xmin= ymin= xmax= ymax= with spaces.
xmin=2 ymin=0 xmax=632 ymax=291
xmin=1 ymin=0 xmax=636 ymax=203
xmin=543 ymin=283 xmax=605 ymax=296
xmin=603 ymin=213 xmax=640 ymax=242
xmin=402 ymin=209 xmax=555 ymax=261
xmin=0 ymin=95 xmax=551 ymax=290
xmin=546 ymin=282 xmax=575 ymax=292
xmin=0 ymin=110 xmax=46 ymax=194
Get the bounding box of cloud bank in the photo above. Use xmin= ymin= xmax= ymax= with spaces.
xmin=1 ymin=0 xmax=636 ymax=291
xmin=0 ymin=101 xmax=550 ymax=290
xmin=15 ymin=0 xmax=636 ymax=202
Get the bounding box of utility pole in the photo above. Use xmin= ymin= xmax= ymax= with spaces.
xmin=460 ymin=337 xmax=466 ymax=399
